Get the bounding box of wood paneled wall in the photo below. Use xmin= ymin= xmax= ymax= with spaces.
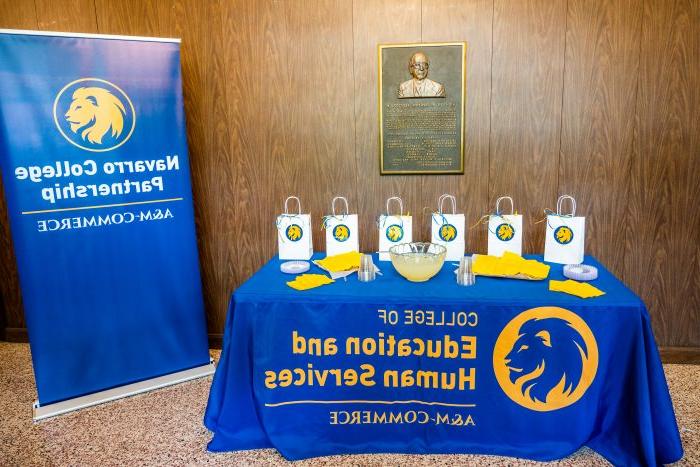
xmin=0 ymin=0 xmax=698 ymax=349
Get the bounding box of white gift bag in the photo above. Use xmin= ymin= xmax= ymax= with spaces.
xmin=378 ymin=196 xmax=412 ymax=261
xmin=277 ymin=196 xmax=313 ymax=260
xmin=544 ymin=195 xmax=585 ymax=265
xmin=487 ymin=196 xmax=523 ymax=256
xmin=324 ymin=196 xmax=359 ymax=256
xmin=430 ymin=194 xmax=465 ymax=261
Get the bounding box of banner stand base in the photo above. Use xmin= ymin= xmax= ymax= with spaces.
xmin=32 ymin=359 xmax=216 ymax=421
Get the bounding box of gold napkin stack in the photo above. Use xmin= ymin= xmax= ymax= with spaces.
xmin=313 ymin=251 xmax=362 ymax=273
xmin=472 ymin=252 xmax=550 ymax=280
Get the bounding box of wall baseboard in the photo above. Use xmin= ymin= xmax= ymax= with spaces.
xmin=1 ymin=327 xmax=226 ymax=350
xmin=1 ymin=327 xmax=27 ymax=342
xmin=208 ymin=333 xmax=223 ymax=349
xmin=2 ymin=327 xmax=698 ymax=364
xmin=659 ymin=347 xmax=700 ymax=364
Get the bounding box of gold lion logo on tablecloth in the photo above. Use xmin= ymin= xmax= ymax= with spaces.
xmin=493 ymin=307 xmax=598 ymax=411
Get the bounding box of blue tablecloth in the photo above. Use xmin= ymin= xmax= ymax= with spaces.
xmin=204 ymin=255 xmax=683 ymax=465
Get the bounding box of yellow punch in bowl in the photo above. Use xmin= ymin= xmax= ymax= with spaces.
xmin=389 ymin=242 xmax=447 ymax=282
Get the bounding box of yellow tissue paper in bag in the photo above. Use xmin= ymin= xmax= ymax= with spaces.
xmin=549 ymin=279 xmax=604 ymax=298
xmin=287 ymin=274 xmax=335 ymax=291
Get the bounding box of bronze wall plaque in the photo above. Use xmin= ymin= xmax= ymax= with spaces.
xmin=378 ymin=42 xmax=466 ymax=174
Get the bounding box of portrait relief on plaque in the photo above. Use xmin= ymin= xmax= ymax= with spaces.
xmin=378 ymin=42 xmax=466 ymax=174
xmin=398 ymin=52 xmax=446 ymax=99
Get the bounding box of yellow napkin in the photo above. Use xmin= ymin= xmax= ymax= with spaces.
xmin=287 ymin=274 xmax=334 ymax=290
xmin=287 ymin=274 xmax=334 ymax=291
xmin=549 ymin=279 xmax=605 ymax=298
xmin=314 ymin=251 xmax=362 ymax=273
xmin=472 ymin=252 xmax=550 ymax=280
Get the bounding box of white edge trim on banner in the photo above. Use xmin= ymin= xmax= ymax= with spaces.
xmin=0 ymin=28 xmax=180 ymax=43
xmin=33 ymin=360 xmax=215 ymax=421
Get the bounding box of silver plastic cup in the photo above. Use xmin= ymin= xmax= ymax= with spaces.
xmin=457 ymin=256 xmax=475 ymax=286
xmin=358 ymin=253 xmax=376 ymax=282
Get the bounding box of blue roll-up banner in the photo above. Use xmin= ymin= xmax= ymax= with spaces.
xmin=0 ymin=30 xmax=212 ymax=416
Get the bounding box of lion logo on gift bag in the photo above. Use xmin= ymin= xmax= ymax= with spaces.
xmin=386 ymin=224 xmax=404 ymax=242
xmin=54 ymin=78 xmax=135 ymax=152
xmin=332 ymin=224 xmax=350 ymax=242
xmin=554 ymin=226 xmax=574 ymax=245
xmin=286 ymin=224 xmax=303 ymax=242
xmin=496 ymin=223 xmax=515 ymax=241
xmin=493 ymin=307 xmax=598 ymax=411
xmin=439 ymin=224 xmax=457 ymax=242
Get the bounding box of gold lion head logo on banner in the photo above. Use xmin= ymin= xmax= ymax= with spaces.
xmin=54 ymin=78 xmax=135 ymax=152
xmin=65 ymin=87 xmax=126 ymax=144
xmin=493 ymin=307 xmax=598 ymax=411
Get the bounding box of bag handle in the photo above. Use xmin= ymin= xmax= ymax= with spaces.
xmin=556 ymin=195 xmax=576 ymax=217
xmin=331 ymin=196 xmax=349 ymax=217
xmin=438 ymin=194 xmax=457 ymax=215
xmin=495 ymin=196 xmax=514 ymax=215
xmin=284 ymin=196 xmax=302 ymax=215
xmin=386 ymin=196 xmax=404 ymax=217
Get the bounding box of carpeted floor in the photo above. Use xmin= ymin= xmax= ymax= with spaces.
xmin=0 ymin=342 xmax=696 ymax=466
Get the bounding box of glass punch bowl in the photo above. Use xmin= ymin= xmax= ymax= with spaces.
xmin=389 ymin=242 xmax=447 ymax=282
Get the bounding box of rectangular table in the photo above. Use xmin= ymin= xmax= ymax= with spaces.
xmin=204 ymin=254 xmax=683 ymax=465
